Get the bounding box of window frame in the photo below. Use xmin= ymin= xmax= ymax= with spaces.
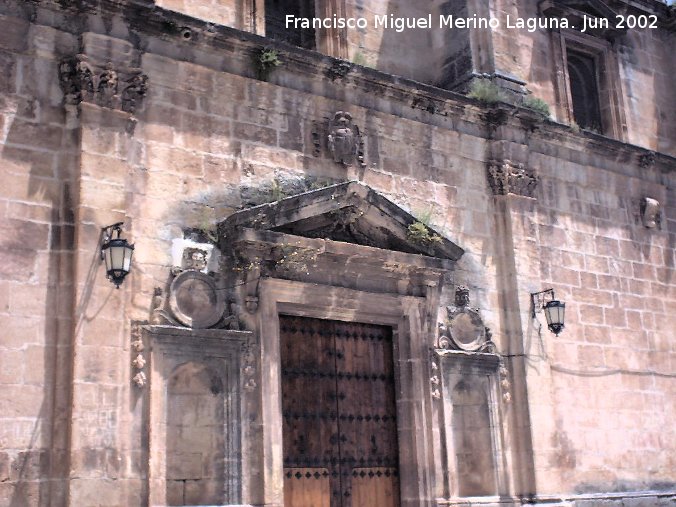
xmin=551 ymin=28 xmax=627 ymax=139
xmin=258 ymin=0 xmax=348 ymax=58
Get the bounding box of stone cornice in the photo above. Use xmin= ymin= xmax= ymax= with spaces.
xmin=4 ymin=0 xmax=675 ymax=177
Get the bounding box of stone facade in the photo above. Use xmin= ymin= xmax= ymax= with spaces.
xmin=0 ymin=0 xmax=674 ymax=506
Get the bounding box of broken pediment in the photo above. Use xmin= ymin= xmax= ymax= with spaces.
xmin=539 ymin=0 xmax=627 ymax=38
xmin=217 ymin=181 xmax=464 ymax=261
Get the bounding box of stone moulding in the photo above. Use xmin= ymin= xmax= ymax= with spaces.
xmin=142 ymin=325 xmax=251 ymax=506
xmin=218 ymin=181 xmax=464 ymax=261
xmin=487 ymin=159 xmax=539 ymax=198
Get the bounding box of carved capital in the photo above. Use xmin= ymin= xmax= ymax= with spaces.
xmin=487 ymin=159 xmax=538 ymax=198
xmin=58 ymin=56 xmax=148 ymax=114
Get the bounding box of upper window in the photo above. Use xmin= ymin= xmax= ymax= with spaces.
xmin=566 ymin=50 xmax=603 ymax=132
xmin=264 ymin=0 xmax=316 ymax=50
xmin=542 ymin=0 xmax=628 ymax=140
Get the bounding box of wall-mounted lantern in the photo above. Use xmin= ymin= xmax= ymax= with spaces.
xmin=531 ymin=288 xmax=565 ymax=336
xmin=101 ymin=222 xmax=134 ymax=288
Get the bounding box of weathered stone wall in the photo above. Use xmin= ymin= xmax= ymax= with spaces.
xmin=0 ymin=10 xmax=79 ymax=505
xmin=147 ymin=0 xmax=676 ymax=154
xmin=0 ymin=0 xmax=673 ymax=505
xmin=518 ymin=133 xmax=675 ymax=495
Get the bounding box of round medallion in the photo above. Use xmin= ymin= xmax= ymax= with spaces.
xmin=169 ymin=271 xmax=225 ymax=329
xmin=448 ymin=310 xmax=486 ymax=351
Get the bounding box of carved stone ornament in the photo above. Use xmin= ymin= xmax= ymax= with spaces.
xmin=121 ymin=73 xmax=149 ymax=114
xmin=244 ymin=296 xmax=259 ymax=314
xmin=130 ymin=327 xmax=147 ymax=388
xmin=132 ymin=371 xmax=147 ymax=388
xmin=97 ymin=63 xmax=118 ymax=107
xmin=182 ymin=247 xmax=209 ymax=271
xmin=487 ymin=159 xmax=538 ymax=198
xmin=328 ymin=111 xmax=360 ymax=165
xmin=327 ymin=60 xmax=353 ymax=81
xmin=132 ymin=353 xmax=146 ymax=369
xmin=640 ymin=197 xmax=661 ymax=229
xmin=438 ymin=286 xmax=494 ymax=352
xmin=311 ymin=121 xmax=323 ymax=157
xmin=638 ymin=151 xmax=656 ymax=169
xmin=149 ymin=287 xmax=176 ymax=325
xmin=499 ymin=363 xmax=511 ymax=404
xmin=168 ymin=270 xmax=226 ymax=329
xmin=58 ymin=56 xmax=148 ymax=113
xmin=429 ymin=357 xmax=441 ymax=400
xmin=58 ymin=58 xmax=93 ymax=105
xmin=131 ymin=336 xmax=144 ymax=352
xmin=241 ymin=338 xmax=258 ymax=391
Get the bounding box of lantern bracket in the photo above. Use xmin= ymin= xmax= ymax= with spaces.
xmin=530 ymin=288 xmax=556 ymax=318
xmin=101 ymin=222 xmax=125 ymax=260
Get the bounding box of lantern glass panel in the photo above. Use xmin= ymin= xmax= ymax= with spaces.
xmin=110 ymin=243 xmax=126 ymax=271
xmin=544 ymin=300 xmax=565 ymax=334
xmin=104 ymin=246 xmax=113 ymax=272
xmin=123 ymin=246 xmax=133 ymax=271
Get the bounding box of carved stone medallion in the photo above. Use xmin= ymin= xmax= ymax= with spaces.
xmin=168 ymin=271 xmax=225 ymax=329
xmin=438 ymin=286 xmax=491 ymax=352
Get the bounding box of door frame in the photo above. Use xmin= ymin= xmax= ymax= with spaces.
xmin=254 ymin=278 xmax=438 ymax=507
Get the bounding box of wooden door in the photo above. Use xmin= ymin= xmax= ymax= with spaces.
xmin=281 ymin=316 xmax=400 ymax=507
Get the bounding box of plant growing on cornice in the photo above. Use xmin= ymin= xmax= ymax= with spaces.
xmin=351 ymin=51 xmax=375 ymax=68
xmin=254 ymin=48 xmax=281 ymax=81
xmin=523 ymin=96 xmax=550 ymax=118
xmin=467 ymin=79 xmax=504 ymax=104
xmin=413 ymin=206 xmax=435 ymax=227
xmin=270 ymin=178 xmax=286 ymax=202
xmin=569 ymin=121 xmax=581 ymax=133
xmin=407 ymin=221 xmax=442 ymax=246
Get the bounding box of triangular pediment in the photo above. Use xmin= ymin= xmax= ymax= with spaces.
xmin=218 ymin=181 xmax=464 ymax=261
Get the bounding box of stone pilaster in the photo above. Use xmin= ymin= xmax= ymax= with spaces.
xmin=60 ymin=32 xmax=149 ymax=505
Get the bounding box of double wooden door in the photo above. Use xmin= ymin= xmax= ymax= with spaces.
xmin=280 ymin=316 xmax=400 ymax=507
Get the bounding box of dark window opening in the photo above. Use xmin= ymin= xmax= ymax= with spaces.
xmin=567 ymin=50 xmax=603 ymax=132
xmin=265 ymin=0 xmax=316 ymax=50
